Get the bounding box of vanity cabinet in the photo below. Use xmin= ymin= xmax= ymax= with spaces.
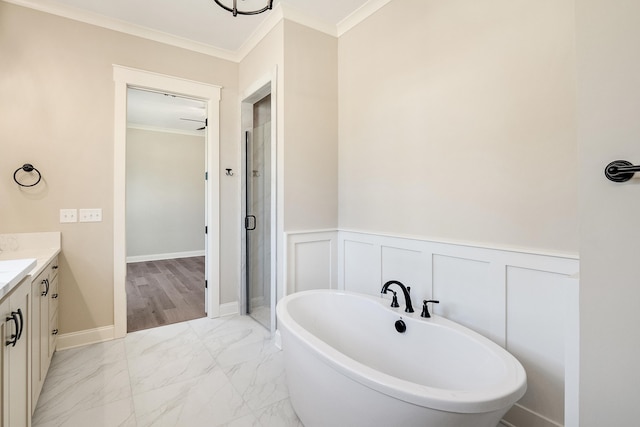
xmin=1 ymin=277 xmax=31 ymax=427
xmin=30 ymin=257 xmax=58 ymax=413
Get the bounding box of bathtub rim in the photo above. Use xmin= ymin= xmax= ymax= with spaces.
xmin=276 ymin=289 xmax=527 ymax=414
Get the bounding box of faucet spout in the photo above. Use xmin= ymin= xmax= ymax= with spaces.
xmin=381 ymin=280 xmax=414 ymax=313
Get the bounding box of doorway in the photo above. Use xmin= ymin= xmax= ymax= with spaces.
xmin=125 ymin=88 xmax=207 ymax=332
xmin=242 ymin=82 xmax=276 ymax=333
xmin=113 ymin=65 xmax=222 ymax=339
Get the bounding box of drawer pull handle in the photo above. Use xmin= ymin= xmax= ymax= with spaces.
xmin=5 ymin=312 xmax=19 ymax=347
xmin=41 ymin=278 xmax=50 ymax=296
xmin=16 ymin=308 xmax=24 ymax=341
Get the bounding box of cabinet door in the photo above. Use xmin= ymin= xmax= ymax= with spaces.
xmin=48 ymin=275 xmax=58 ymax=361
xmin=8 ymin=282 xmax=31 ymax=427
xmin=1 ymin=297 xmax=9 ymax=427
xmin=30 ymin=279 xmax=42 ymax=409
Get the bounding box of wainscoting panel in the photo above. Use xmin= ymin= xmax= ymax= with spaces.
xmin=432 ymin=254 xmax=503 ymax=345
xmin=286 ymin=231 xmax=338 ymax=294
xmin=381 ymin=246 xmax=430 ymax=299
xmin=503 ymin=267 xmax=570 ymax=427
xmin=342 ymin=239 xmax=380 ymax=295
xmin=285 ymin=230 xmax=579 ymax=427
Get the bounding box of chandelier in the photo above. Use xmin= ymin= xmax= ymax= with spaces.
xmin=214 ymin=0 xmax=274 ymax=17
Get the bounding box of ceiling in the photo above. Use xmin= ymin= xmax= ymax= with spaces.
xmin=9 ymin=0 xmax=385 ymax=59
xmin=9 ymin=0 xmax=388 ymax=132
xmin=127 ymin=89 xmax=207 ymax=134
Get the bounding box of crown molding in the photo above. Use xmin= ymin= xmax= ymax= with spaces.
xmin=337 ymin=0 xmax=392 ymax=37
xmin=281 ymin=4 xmax=337 ymax=37
xmin=4 ymin=0 xmax=393 ymax=63
xmin=3 ymin=0 xmax=239 ymax=62
xmin=235 ymin=2 xmax=285 ymax=61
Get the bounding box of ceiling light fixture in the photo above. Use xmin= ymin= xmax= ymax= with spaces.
xmin=213 ymin=0 xmax=274 ymax=17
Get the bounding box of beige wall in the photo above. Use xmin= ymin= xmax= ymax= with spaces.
xmin=577 ymin=0 xmax=640 ymax=424
xmin=0 ymin=2 xmax=239 ymax=332
xmin=338 ymin=0 xmax=578 ymax=254
xmin=126 ymin=128 xmax=205 ymax=258
xmin=239 ymin=20 xmax=338 ymax=301
xmin=283 ymin=21 xmax=339 ymax=232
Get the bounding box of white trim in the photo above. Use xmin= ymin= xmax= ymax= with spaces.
xmin=504 ymin=403 xmax=565 ymax=427
xmin=126 ymin=250 xmax=205 ymax=263
xmin=337 ymin=0 xmax=393 ymax=37
xmin=236 ymin=3 xmax=285 ymax=61
xmin=4 ymin=0 xmax=391 ymax=63
xmin=219 ymin=301 xmax=239 ymax=317
xmin=113 ymin=65 xmax=221 ymax=339
xmin=281 ymin=4 xmax=337 ymax=37
xmin=339 ymin=228 xmax=579 ymax=261
xmin=57 ymin=326 xmax=115 ymax=351
xmin=127 ymin=123 xmax=205 ymax=137
xmin=3 ymin=0 xmax=239 ymax=62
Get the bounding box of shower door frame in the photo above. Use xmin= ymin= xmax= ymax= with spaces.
xmin=240 ymin=72 xmax=278 ymax=334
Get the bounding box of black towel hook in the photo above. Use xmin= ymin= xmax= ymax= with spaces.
xmin=13 ymin=163 xmax=42 ymax=187
xmin=604 ymin=160 xmax=640 ymax=183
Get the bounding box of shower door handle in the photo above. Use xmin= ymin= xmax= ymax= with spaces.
xmin=245 ymin=215 xmax=257 ymax=231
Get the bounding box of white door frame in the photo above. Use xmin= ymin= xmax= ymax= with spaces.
xmin=113 ymin=65 xmax=222 ymax=339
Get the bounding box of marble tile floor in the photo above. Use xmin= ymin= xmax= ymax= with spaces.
xmin=32 ymin=315 xmax=303 ymax=427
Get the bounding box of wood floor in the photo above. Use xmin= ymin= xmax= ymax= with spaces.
xmin=126 ymin=256 xmax=205 ymax=333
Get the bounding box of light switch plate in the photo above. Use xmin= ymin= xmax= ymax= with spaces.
xmin=60 ymin=209 xmax=77 ymax=223
xmin=79 ymin=208 xmax=102 ymax=222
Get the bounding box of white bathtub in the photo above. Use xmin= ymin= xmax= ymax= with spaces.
xmin=276 ymin=290 xmax=526 ymax=427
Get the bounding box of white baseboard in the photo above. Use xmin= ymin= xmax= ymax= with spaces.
xmin=503 ymin=403 xmax=564 ymax=427
xmin=219 ymin=301 xmax=239 ymax=317
xmin=126 ymin=250 xmax=205 ymax=263
xmin=57 ymin=326 xmax=115 ymax=351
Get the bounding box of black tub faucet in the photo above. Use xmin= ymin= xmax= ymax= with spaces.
xmin=420 ymin=300 xmax=440 ymax=318
xmin=381 ymin=280 xmax=414 ymax=313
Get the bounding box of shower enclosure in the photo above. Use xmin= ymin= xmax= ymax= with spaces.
xmin=243 ymin=92 xmax=273 ymax=331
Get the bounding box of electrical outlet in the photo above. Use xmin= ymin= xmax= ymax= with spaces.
xmin=79 ymin=208 xmax=102 ymax=222
xmin=60 ymin=209 xmax=77 ymax=223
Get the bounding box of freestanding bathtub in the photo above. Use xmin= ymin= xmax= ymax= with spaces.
xmin=276 ymin=290 xmax=526 ymax=427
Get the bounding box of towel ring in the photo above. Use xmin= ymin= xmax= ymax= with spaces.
xmin=13 ymin=164 xmax=42 ymax=187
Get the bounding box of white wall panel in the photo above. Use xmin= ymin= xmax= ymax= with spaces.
xmin=432 ymin=254 xmax=504 ymax=344
xmin=381 ymin=246 xmax=430 ymax=304
xmin=504 ymin=267 xmax=569 ymax=426
xmin=285 ymin=231 xmax=338 ymax=295
xmin=343 ymin=239 xmax=380 ymax=295
xmin=293 ymin=240 xmax=332 ymax=292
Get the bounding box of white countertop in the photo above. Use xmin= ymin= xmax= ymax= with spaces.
xmin=0 ymin=232 xmax=61 ymax=301
xmin=0 ymin=258 xmax=37 ymax=300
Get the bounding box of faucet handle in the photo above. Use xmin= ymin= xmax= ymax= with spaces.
xmin=420 ymin=300 xmax=440 ymax=318
xmin=389 ymin=290 xmax=400 ymax=308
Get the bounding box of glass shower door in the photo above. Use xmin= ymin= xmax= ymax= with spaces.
xmin=245 ymin=115 xmax=271 ymax=330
